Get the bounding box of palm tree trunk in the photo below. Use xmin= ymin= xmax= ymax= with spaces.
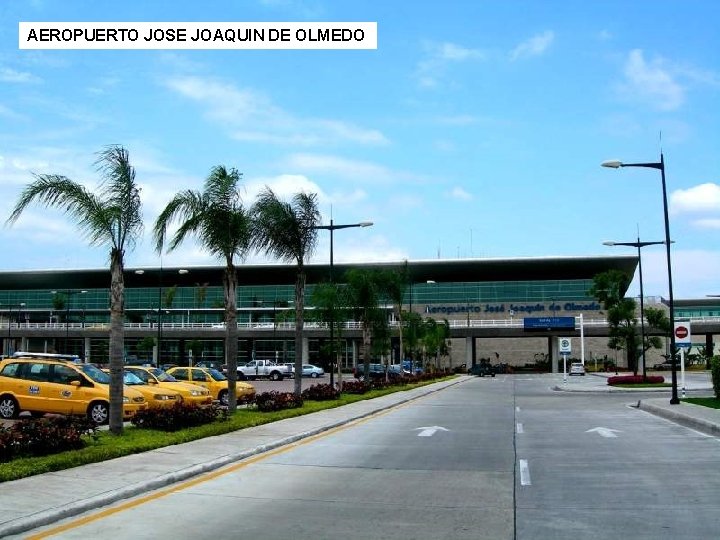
xmin=108 ymin=248 xmax=125 ymax=434
xmin=363 ymin=325 xmax=371 ymax=380
xmin=224 ymin=259 xmax=238 ymax=410
xmin=294 ymin=270 xmax=306 ymax=398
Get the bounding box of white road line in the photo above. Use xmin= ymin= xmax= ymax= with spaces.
xmin=516 ymin=422 xmax=524 ymax=434
xmin=519 ymin=459 xmax=531 ymax=486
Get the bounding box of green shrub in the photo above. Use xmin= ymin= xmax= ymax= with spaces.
xmin=301 ymin=383 xmax=340 ymax=401
xmin=711 ymin=356 xmax=720 ymax=398
xmin=255 ymin=391 xmax=303 ymax=412
xmin=130 ymin=402 xmax=223 ymax=431
xmin=0 ymin=416 xmax=97 ymax=462
xmin=340 ymin=380 xmax=368 ymax=394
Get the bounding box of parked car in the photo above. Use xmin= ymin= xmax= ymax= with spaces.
xmin=569 ymin=362 xmax=586 ymax=376
xmin=119 ymin=370 xmax=182 ymax=408
xmin=0 ymin=353 xmax=147 ymax=423
xmin=236 ymin=359 xmax=289 ymax=381
xmin=166 ymin=366 xmax=255 ymax=405
xmin=284 ymin=363 xmax=297 ymax=377
xmin=301 ymin=364 xmax=324 ymax=378
xmin=124 ymin=366 xmax=213 ymax=406
xmin=354 ymin=363 xmax=401 ymax=382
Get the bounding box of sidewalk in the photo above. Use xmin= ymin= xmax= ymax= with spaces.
xmin=0 ymin=377 xmax=465 ymax=538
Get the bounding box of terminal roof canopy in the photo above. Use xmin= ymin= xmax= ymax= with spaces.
xmin=0 ymin=256 xmax=638 ymax=291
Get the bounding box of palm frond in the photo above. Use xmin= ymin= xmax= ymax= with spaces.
xmin=5 ymin=175 xmax=117 ymax=248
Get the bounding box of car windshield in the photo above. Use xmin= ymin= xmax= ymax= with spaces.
xmin=122 ymin=371 xmax=146 ymax=385
xmin=79 ymin=363 xmax=111 ymax=384
xmin=149 ymin=368 xmax=177 ymax=382
xmin=207 ymin=368 xmax=226 ymax=381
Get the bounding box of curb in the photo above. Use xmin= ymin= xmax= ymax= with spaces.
xmin=0 ymin=377 xmax=466 ymax=538
xmin=637 ymin=400 xmax=720 ymax=438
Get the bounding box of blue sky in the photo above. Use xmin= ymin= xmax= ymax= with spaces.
xmin=1 ymin=1 xmax=719 ymax=298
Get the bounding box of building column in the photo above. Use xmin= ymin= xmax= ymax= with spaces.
xmin=706 ymin=333 xmax=714 ymax=369
xmin=302 ymin=336 xmax=309 ymax=364
xmin=84 ymin=337 xmax=91 ymax=363
xmin=465 ymin=337 xmax=473 ymax=369
xmin=21 ymin=336 xmax=28 ymax=352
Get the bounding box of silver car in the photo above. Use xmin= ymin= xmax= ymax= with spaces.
xmin=302 ymin=364 xmax=324 ymax=378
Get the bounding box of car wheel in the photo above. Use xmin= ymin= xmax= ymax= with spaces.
xmin=219 ymin=390 xmax=229 ymax=406
xmin=0 ymin=396 xmax=19 ymax=419
xmin=237 ymin=372 xmax=247 ymax=381
xmin=87 ymin=401 xmax=109 ymax=424
xmin=311 ymin=373 xmax=319 ymax=378
xmin=269 ymin=371 xmax=281 ymax=381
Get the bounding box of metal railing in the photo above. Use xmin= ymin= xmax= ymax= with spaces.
xmin=5 ymin=315 xmax=720 ymax=332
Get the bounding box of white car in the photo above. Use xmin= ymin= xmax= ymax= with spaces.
xmin=569 ymin=362 xmax=586 ymax=376
xmin=302 ymin=364 xmax=324 ymax=378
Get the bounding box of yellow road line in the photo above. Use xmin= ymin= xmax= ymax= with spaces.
xmin=27 ymin=405 xmax=401 ymax=539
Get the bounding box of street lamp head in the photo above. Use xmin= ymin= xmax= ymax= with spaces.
xmin=359 ymin=221 xmax=373 ymax=227
xmin=178 ymin=269 xmax=189 ymax=275
xmin=134 ymin=269 xmax=145 ymax=275
xmin=602 ymin=241 xmax=616 ymax=246
xmin=601 ymin=160 xmax=623 ymax=169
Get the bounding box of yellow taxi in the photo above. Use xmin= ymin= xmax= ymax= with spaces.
xmin=121 ymin=370 xmax=182 ymax=408
xmin=0 ymin=353 xmax=146 ymax=423
xmin=166 ymin=366 xmax=255 ymax=406
xmin=124 ymin=366 xmax=213 ymax=406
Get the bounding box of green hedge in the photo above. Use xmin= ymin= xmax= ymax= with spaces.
xmin=711 ymin=356 xmax=720 ymax=398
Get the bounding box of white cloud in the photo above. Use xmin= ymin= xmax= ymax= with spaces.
xmin=166 ymin=77 xmax=388 ymax=147
xmin=671 ymin=183 xmax=720 ymax=214
xmin=691 ymin=218 xmax=720 ymax=229
xmin=448 ymin=186 xmax=473 ymax=200
xmin=509 ymin=31 xmax=554 ymax=61
xmin=0 ymin=67 xmax=40 ymax=83
xmin=285 ymin=153 xmax=425 ymax=184
xmin=616 ymin=49 xmax=684 ymax=111
xmin=416 ymin=41 xmax=486 ymax=88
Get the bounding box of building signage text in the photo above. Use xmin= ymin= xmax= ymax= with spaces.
xmin=425 ymin=302 xmax=602 ymax=315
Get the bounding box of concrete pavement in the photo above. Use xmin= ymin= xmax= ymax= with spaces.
xmin=0 ymin=373 xmax=718 ymax=537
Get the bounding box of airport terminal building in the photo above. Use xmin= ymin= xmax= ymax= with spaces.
xmin=0 ymin=254 xmax=690 ymax=372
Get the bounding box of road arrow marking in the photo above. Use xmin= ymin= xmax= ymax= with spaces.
xmin=586 ymin=427 xmax=622 ymax=438
xmin=415 ymin=426 xmax=450 ymax=437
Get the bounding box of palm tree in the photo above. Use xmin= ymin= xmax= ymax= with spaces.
xmin=6 ymin=145 xmax=143 ymax=434
xmin=378 ymin=266 xmax=408 ymax=366
xmin=344 ymin=268 xmax=385 ymax=381
xmin=153 ymin=165 xmax=250 ymax=410
xmin=251 ymin=188 xmax=320 ymax=397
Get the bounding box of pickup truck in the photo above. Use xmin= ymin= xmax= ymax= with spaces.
xmin=236 ymin=359 xmax=289 ymax=381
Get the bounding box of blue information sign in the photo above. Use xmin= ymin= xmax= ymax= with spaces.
xmin=523 ymin=317 xmax=576 ymax=331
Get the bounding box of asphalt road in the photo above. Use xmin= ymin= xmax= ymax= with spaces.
xmin=14 ymin=375 xmax=720 ymax=539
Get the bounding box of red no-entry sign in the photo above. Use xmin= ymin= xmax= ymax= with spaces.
xmin=673 ymin=321 xmax=691 ymax=347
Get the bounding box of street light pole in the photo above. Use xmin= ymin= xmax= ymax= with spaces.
xmin=602 ymin=153 xmax=679 ymax=404
xmin=313 ymin=219 xmax=373 ymax=387
xmin=603 ymin=238 xmax=669 ymax=378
